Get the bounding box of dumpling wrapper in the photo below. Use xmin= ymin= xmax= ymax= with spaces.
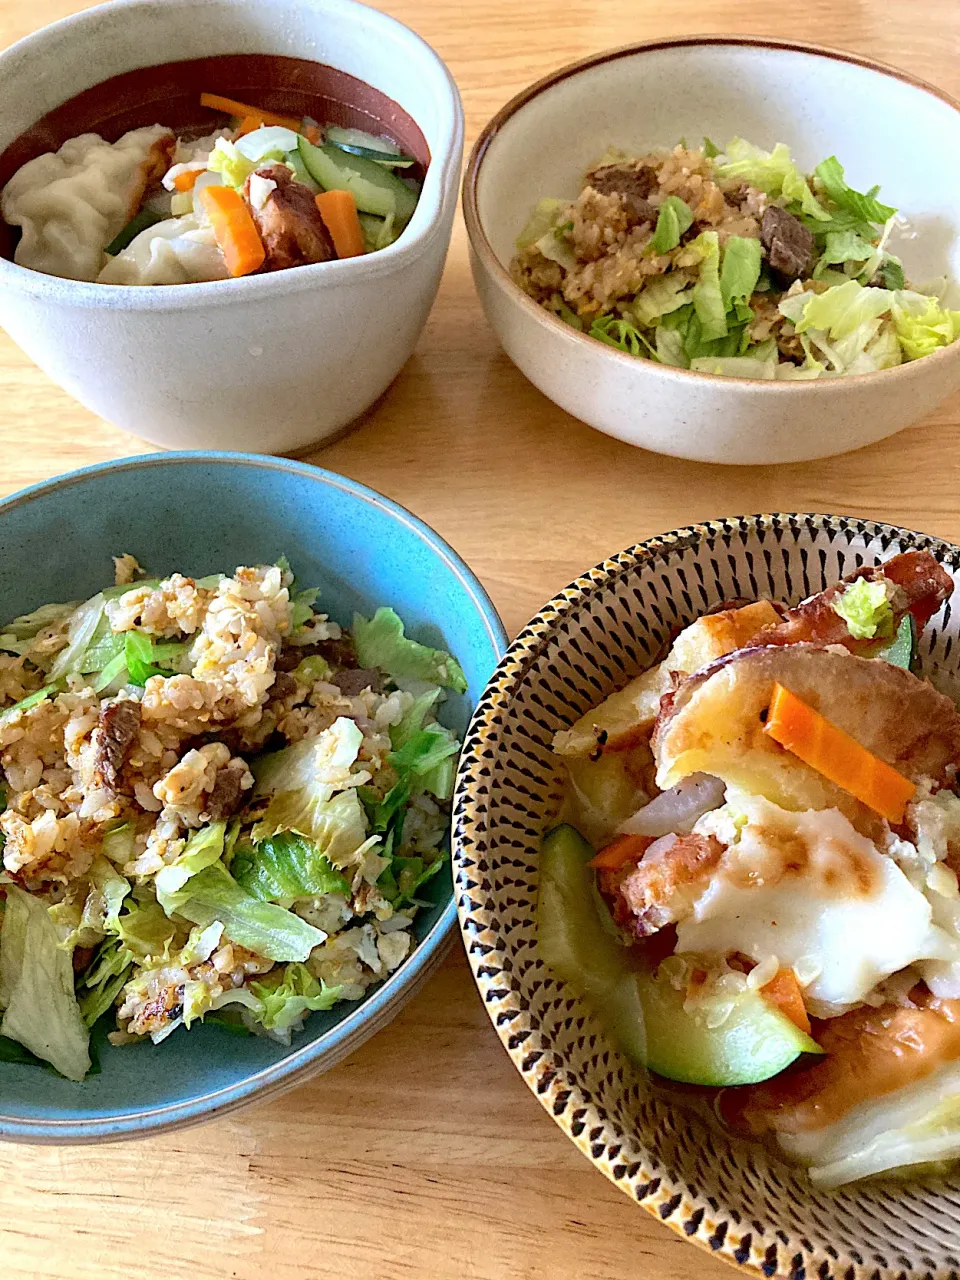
xmin=98 ymin=213 xmax=228 ymax=285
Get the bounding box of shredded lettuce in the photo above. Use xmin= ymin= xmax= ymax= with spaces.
xmin=687 ymin=231 xmax=727 ymax=341
xmin=249 ymin=962 xmax=341 ymax=1034
xmin=813 ymin=155 xmax=896 ymax=225
xmin=155 ymin=823 xmax=227 ymax=912
xmin=0 ymin=886 xmax=91 ymax=1080
xmin=50 ymin=856 xmax=130 ymax=949
xmin=77 ymin=939 xmax=133 ymax=1027
xmin=588 ymin=314 xmax=655 ymax=357
xmin=650 ymin=196 xmax=693 ymax=254
xmin=0 ymin=684 xmax=57 ymax=729
xmin=815 ymin=229 xmax=877 ymax=274
xmin=390 ymin=724 xmax=460 ymax=802
xmin=292 ymin=654 xmax=332 ymax=685
xmin=0 ymin=601 xmax=78 ymax=657
xmin=719 ymin=236 xmax=762 ymax=310
xmin=715 ymin=138 xmax=828 ymax=219
xmin=378 ymin=854 xmax=446 ymax=908
xmin=831 ymin=578 xmax=894 ymax=640
xmin=231 ymin=831 xmax=350 ymax=903
xmin=353 ymin=608 xmax=466 ymax=693
xmin=689 ymin=354 xmax=776 ymax=379
xmin=891 ymin=290 xmax=960 ymax=360
xmin=795 ymin=279 xmax=893 ymax=338
xmin=630 ymin=273 xmax=695 ymax=327
xmin=48 ymin=593 xmax=106 ymax=681
xmin=114 ymin=894 xmax=177 ymax=960
xmin=516 ymin=197 xmax=567 ymax=250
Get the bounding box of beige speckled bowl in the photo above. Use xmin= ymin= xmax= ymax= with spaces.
xmin=453 ymin=514 xmax=960 ymax=1278
xmin=463 ymin=38 xmax=960 ymax=464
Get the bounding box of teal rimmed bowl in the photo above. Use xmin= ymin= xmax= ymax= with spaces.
xmin=0 ymin=451 xmax=505 ymax=1142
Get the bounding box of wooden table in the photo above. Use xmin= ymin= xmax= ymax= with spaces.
xmin=2 ymin=0 xmax=959 ymax=1275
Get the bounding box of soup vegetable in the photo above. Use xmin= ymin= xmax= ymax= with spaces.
xmin=1 ymin=92 xmax=421 ymax=284
xmin=0 ymin=555 xmax=463 ymax=1079
xmin=539 ymin=550 xmax=960 ymax=1186
xmin=512 ymin=138 xmax=960 ymax=378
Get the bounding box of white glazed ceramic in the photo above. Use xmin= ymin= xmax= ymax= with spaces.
xmin=0 ymin=0 xmax=463 ymax=453
xmin=463 ymin=38 xmax=960 ymax=465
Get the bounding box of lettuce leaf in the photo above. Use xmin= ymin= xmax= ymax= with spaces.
xmin=813 ymin=156 xmax=896 ymax=225
xmin=816 ymin=229 xmax=877 ymax=272
xmin=0 ymin=886 xmax=91 ymax=1079
xmin=719 ymin=236 xmax=762 ymax=310
xmin=689 ymin=354 xmax=776 ymax=379
xmin=795 ymin=279 xmax=893 ymax=338
xmin=234 ymin=126 xmax=300 ymax=163
xmin=48 ymin=593 xmax=107 ymax=681
xmin=389 ymin=724 xmax=460 ymax=802
xmin=378 ymin=854 xmax=446 ymax=908
xmin=114 ymin=894 xmax=178 ymax=960
xmin=49 ymin=856 xmax=130 ymax=949
xmin=231 ymin=830 xmax=350 ymax=903
xmin=352 ymin=608 xmax=466 ymax=692
xmin=0 ymin=601 xmax=78 ymax=657
xmin=162 ymin=862 xmax=326 ymax=961
xmin=689 ymin=231 xmax=727 ymax=340
xmin=0 ymin=684 xmax=57 ymax=729
xmin=891 ymin=290 xmax=960 ymax=360
xmin=207 ymin=138 xmax=257 ymax=189
xmin=715 ymin=139 xmax=828 ymax=219
xmin=588 ymin=314 xmax=656 ymax=358
xmin=155 ymin=822 xmax=227 ymax=912
xmin=77 ymin=938 xmax=133 ymax=1027
xmin=650 ymin=196 xmax=693 ymax=254
xmin=249 ymin=962 xmax=341 ymax=1033
xmin=516 ymin=197 xmax=567 ymax=250
xmin=630 ymin=273 xmax=696 ymax=327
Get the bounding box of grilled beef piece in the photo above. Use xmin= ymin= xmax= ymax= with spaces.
xmin=585 ymin=163 xmax=659 ymax=225
xmin=760 ymin=205 xmax=815 ymax=281
xmin=92 ymin=699 xmax=141 ymax=790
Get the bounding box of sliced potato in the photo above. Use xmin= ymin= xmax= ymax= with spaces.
xmin=653 ymin=644 xmax=960 ymax=827
xmin=553 ymin=600 xmax=781 ymax=759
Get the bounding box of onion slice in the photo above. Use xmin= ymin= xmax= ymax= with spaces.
xmin=616 ymin=772 xmax=726 ymax=838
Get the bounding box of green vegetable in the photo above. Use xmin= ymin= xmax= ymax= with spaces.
xmin=537 ymin=825 xmax=820 ymax=1086
xmin=378 ymin=853 xmax=446 ymax=908
xmin=155 ymin=823 xmax=228 ymax=912
xmin=352 ymin=607 xmax=466 ymax=692
xmin=516 ymin=198 xmax=566 ymax=250
xmin=158 ymin=863 xmax=326 ymax=963
xmin=325 ymin=126 xmax=415 ymax=169
xmin=231 ymin=830 xmax=350 ymax=903
xmin=297 ymin=137 xmax=418 ymax=225
xmin=207 ymin=138 xmax=258 ymax=189
xmin=813 ymin=155 xmax=896 ymax=226
xmin=630 ymin=273 xmax=695 ymax=327
xmin=0 ymin=886 xmax=91 ymax=1080
xmin=702 ymin=137 xmax=720 ymax=158
xmin=588 ymin=314 xmax=655 ymax=358
xmin=891 ymin=290 xmax=960 ymax=360
xmin=689 ymin=354 xmax=776 ymax=379
xmin=549 ymin=295 xmax=583 ymax=331
xmin=358 ymin=212 xmax=399 ymax=253
xmin=796 ymin=279 xmax=893 ymax=338
xmin=249 ymin=963 xmax=341 ymax=1033
xmin=0 ymin=684 xmax=56 ymax=728
xmin=77 ymin=939 xmax=133 ymax=1027
xmin=815 ymin=229 xmax=878 ymax=273
xmin=877 ymin=613 xmax=916 ymax=671
xmin=880 ymin=259 xmax=906 ymax=291
xmin=48 ymin=593 xmax=107 ymax=681
xmin=292 ymin=654 xmax=332 ymax=685
xmin=114 ymin=895 xmax=177 ymax=960
xmin=124 ymin=632 xmax=162 ymax=685
xmin=649 ymin=195 xmax=693 ymax=254
xmin=104 ymin=209 xmax=165 ymax=257
xmin=719 ymin=236 xmax=762 ymax=310
xmin=831 ymin=577 xmax=894 ymax=640
xmin=716 ymin=138 xmax=827 ymax=219
xmin=689 ymin=231 xmax=727 ymax=341
xmin=0 ymin=601 xmax=78 ymax=656
xmin=50 ymin=856 xmax=130 ymax=949
xmin=234 ymin=125 xmax=300 ymax=163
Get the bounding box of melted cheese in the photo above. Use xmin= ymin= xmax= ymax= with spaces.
xmin=680 ymin=795 xmax=960 ymax=1010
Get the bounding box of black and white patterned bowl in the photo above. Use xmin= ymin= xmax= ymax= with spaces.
xmin=452 ymin=515 xmax=960 ymax=1279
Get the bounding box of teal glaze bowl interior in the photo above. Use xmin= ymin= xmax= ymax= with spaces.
xmin=0 ymin=452 xmax=506 ymax=1142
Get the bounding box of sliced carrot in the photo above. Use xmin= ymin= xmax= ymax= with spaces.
xmin=303 ymin=123 xmax=322 ymax=145
xmin=588 ymin=833 xmax=652 ymax=870
xmin=197 ymin=185 xmax=265 ymax=278
xmin=761 ymin=967 xmax=811 ymax=1035
xmin=315 ymin=190 xmax=366 ymax=259
xmin=764 ymin=681 xmax=916 ymax=823
xmin=172 ymin=168 xmax=201 ymax=193
xmin=200 ymin=93 xmax=302 ymax=132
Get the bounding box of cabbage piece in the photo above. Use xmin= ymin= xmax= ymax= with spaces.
xmin=650 ymin=196 xmax=693 ymax=254
xmin=891 ymin=289 xmax=960 ymax=361
xmin=231 ymin=830 xmax=350 ymax=903
xmin=719 ymin=236 xmax=762 ymax=310
xmin=155 ymin=822 xmax=227 ymax=912
xmin=352 ymin=608 xmax=466 ymax=692
xmin=0 ymin=886 xmax=91 ymax=1080
xmin=831 ymin=578 xmax=894 ymax=640
xmin=516 ymin=197 xmax=567 ymax=250
xmin=689 ymin=232 xmax=727 ymax=340
xmin=249 ymin=962 xmax=341 ymax=1034
xmin=234 ymin=126 xmax=300 ymax=162
xmin=813 ymin=155 xmax=896 ymax=225
xmin=630 ymin=273 xmax=695 ymax=327
xmin=207 ymin=138 xmax=259 ymax=189
xmin=160 ymin=863 xmax=326 ymax=962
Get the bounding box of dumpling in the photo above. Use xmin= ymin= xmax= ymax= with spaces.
xmin=1 ymin=125 xmax=174 ymax=281
xmin=98 ymin=213 xmax=227 ymax=285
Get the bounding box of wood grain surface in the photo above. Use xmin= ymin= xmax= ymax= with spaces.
xmin=2 ymin=1 xmax=960 ymax=1277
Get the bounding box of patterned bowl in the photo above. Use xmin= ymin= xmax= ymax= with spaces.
xmin=453 ymin=514 xmax=960 ymax=1279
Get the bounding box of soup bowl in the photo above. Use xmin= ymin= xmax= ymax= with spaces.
xmin=453 ymin=513 xmax=960 ymax=1276
xmin=0 ymin=0 xmax=463 ymax=453
xmin=463 ymin=39 xmax=960 ymax=464
xmin=0 ymin=451 xmax=505 ymax=1141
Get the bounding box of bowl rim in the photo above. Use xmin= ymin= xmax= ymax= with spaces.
xmin=0 ymin=0 xmax=465 ymax=310
xmin=0 ymin=450 xmax=507 ymax=1143
xmin=452 ymin=511 xmax=960 ymax=1280
xmin=462 ymin=34 xmax=960 ymax=391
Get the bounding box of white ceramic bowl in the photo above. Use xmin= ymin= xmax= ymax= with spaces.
xmin=463 ymin=38 xmax=960 ymax=465
xmin=0 ymin=0 xmax=463 ymax=453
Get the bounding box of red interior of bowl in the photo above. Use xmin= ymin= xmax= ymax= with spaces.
xmin=0 ymin=53 xmax=431 ymax=261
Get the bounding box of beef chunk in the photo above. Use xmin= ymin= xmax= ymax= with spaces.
xmin=244 ymin=164 xmax=337 ymax=272
xmin=585 ymin=163 xmax=658 ymax=225
xmin=92 ymin=699 xmax=141 ymax=790
xmin=761 ymin=206 xmax=815 ymax=281
xmin=330 ymin=667 xmax=383 ymax=697
xmin=204 ymin=760 xmax=250 ymax=822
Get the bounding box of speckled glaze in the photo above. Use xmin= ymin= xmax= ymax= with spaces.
xmin=464 ymin=38 xmax=960 ymax=464
xmin=0 ymin=452 xmax=506 ymax=1142
xmin=0 ymin=0 xmax=463 ymax=453
xmin=453 ymin=515 xmax=960 ymax=1278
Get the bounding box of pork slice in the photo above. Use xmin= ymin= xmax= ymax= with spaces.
xmin=244 ymin=164 xmax=337 ymax=272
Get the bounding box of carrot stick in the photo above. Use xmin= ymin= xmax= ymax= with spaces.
xmin=197 ymin=185 xmax=265 ymax=278
xmin=303 ymin=123 xmax=322 ymax=145
xmin=200 ymin=93 xmax=302 ymax=132
xmin=761 ymin=967 xmax=811 ymax=1034
xmin=588 ymin=833 xmax=652 ymax=870
xmin=315 ymin=190 xmax=366 ymax=259
xmin=764 ymin=682 xmax=916 ymax=823
xmin=172 ymin=169 xmax=201 ymax=192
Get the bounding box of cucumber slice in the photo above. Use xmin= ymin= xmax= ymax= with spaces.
xmin=537 ymin=824 xmax=821 ymax=1086
xmin=325 ymin=126 xmax=416 ymax=168
xmin=877 ymin=613 xmax=917 ymax=671
xmin=297 ymin=136 xmax=418 ymax=224
xmin=104 ymin=208 xmax=164 ymax=256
